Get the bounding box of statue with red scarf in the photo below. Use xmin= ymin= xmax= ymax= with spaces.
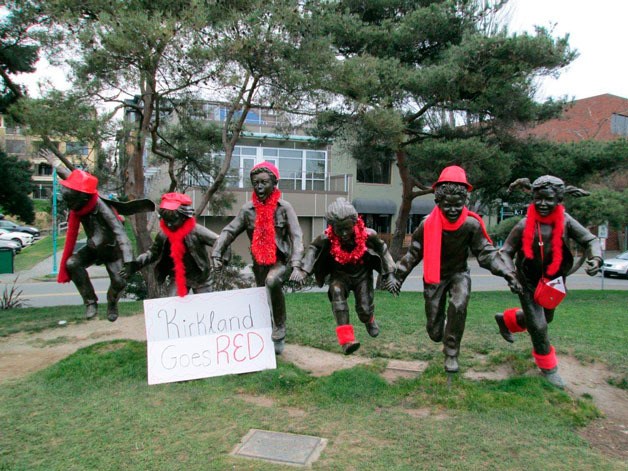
xmin=494 ymin=176 xmax=602 ymax=388
xmin=121 ymin=192 xmax=222 ymax=297
xmin=291 ymin=198 xmax=398 ymax=354
xmin=395 ymin=166 xmax=521 ymax=374
xmin=57 ymin=169 xmax=154 ymax=321
xmin=211 ymin=162 xmax=304 ymax=355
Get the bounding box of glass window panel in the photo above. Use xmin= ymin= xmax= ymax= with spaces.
xmin=306 ymin=160 xmax=325 ymax=172
xmin=278 ymin=149 xmax=302 ymax=159
xmin=241 ymin=147 xmax=257 ymax=155
xmin=263 ymin=148 xmax=277 ymax=157
xmin=278 ymin=157 xmax=302 ymax=172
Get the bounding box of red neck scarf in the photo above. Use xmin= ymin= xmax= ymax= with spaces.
xmin=522 ymin=204 xmax=565 ymax=277
xmin=423 ymin=207 xmax=491 ymax=284
xmin=325 ymin=217 xmax=368 ymax=265
xmin=251 ymin=188 xmax=281 ymax=265
xmin=160 ymin=217 xmax=196 ymax=297
xmin=58 ymin=194 xmax=99 ymax=283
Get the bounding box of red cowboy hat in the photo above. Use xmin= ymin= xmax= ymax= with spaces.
xmin=160 ymin=192 xmax=193 ymax=210
xmin=251 ymin=161 xmax=280 ymax=180
xmin=432 ymin=165 xmax=473 ymax=191
xmin=59 ymin=170 xmax=99 ymax=194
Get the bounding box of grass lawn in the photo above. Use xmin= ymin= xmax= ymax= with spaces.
xmin=13 ymin=234 xmax=68 ymax=273
xmin=0 ymin=291 xmax=626 ymax=470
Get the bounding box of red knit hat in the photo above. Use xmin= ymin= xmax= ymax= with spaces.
xmin=59 ymin=170 xmax=99 ymax=194
xmin=251 ymin=161 xmax=280 ymax=180
xmin=432 ymin=165 xmax=473 ymax=191
xmin=160 ymin=192 xmax=193 ymax=210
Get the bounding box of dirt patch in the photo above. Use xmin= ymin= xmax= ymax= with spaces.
xmin=281 ymin=344 xmax=371 ymax=377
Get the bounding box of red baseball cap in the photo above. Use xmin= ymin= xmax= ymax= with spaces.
xmin=432 ymin=165 xmax=473 ymax=191
xmin=59 ymin=170 xmax=99 ymax=194
xmin=251 ymin=161 xmax=280 ymax=180
xmin=160 ymin=192 xmax=193 ymax=210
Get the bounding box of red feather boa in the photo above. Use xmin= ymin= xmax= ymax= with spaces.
xmin=160 ymin=217 xmax=196 ymax=297
xmin=522 ymin=204 xmax=565 ymax=277
xmin=251 ymin=188 xmax=281 ymax=266
xmin=423 ymin=207 xmax=491 ymax=284
xmin=58 ymin=194 xmax=99 ymax=283
xmin=325 ymin=217 xmax=368 ymax=265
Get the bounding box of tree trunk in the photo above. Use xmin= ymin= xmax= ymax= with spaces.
xmin=389 ymin=150 xmax=414 ymax=260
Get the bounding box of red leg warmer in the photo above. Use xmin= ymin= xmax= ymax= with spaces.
xmin=532 ymin=346 xmax=558 ymax=370
xmin=336 ymin=324 xmax=356 ymax=345
xmin=503 ymin=308 xmax=526 ymax=333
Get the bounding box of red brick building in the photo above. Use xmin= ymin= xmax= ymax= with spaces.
xmin=521 ymin=93 xmax=628 ymax=142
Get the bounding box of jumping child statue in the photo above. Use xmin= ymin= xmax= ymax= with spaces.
xmin=121 ymin=193 xmax=222 ymax=297
xmin=395 ymin=166 xmax=521 ymax=373
xmin=57 ymin=169 xmax=153 ymax=321
xmin=494 ymin=175 xmax=602 ymax=388
xmin=290 ymin=198 xmax=398 ymax=354
xmin=211 ymin=162 xmax=304 ymax=355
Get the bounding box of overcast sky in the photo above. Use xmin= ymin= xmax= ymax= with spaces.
xmin=506 ymin=0 xmax=628 ymax=100
xmin=6 ymin=1 xmax=628 ymax=102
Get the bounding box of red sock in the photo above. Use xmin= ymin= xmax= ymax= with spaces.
xmin=336 ymin=324 xmax=355 ymax=345
xmin=532 ymin=346 xmax=558 ymax=370
xmin=503 ymin=308 xmax=526 ymax=333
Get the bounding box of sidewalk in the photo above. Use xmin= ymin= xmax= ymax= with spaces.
xmin=0 ymin=252 xmax=108 ymax=284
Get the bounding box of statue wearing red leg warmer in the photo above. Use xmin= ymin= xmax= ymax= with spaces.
xmin=495 ymin=176 xmax=602 ymax=388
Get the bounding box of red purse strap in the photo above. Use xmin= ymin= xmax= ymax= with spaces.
xmin=536 ymin=222 xmax=546 ymax=279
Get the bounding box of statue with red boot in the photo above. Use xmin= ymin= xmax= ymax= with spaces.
xmin=494 ymin=175 xmax=602 ymax=388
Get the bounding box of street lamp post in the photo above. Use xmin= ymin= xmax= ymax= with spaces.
xmin=51 ymin=168 xmax=58 ymax=276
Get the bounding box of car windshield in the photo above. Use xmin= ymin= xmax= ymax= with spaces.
xmin=617 ymin=252 xmax=628 ymax=260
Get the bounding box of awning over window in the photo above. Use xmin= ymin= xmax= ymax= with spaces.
xmin=410 ymin=198 xmax=435 ymax=215
xmin=352 ymin=198 xmax=397 ymax=215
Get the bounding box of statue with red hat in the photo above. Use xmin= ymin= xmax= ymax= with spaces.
xmin=395 ymin=165 xmax=521 ymax=374
xmin=57 ymin=168 xmax=155 ymax=321
xmin=211 ymin=161 xmax=304 ymax=355
xmin=121 ymin=192 xmax=224 ymax=297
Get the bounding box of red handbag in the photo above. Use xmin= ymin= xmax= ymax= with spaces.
xmin=533 ymin=223 xmax=566 ymax=309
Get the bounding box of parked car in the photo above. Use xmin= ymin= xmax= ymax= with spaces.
xmin=0 ymin=219 xmax=40 ymax=238
xmin=0 ymin=228 xmax=33 ymax=247
xmin=0 ymin=239 xmax=21 ymax=254
xmin=602 ymin=251 xmax=628 ymax=278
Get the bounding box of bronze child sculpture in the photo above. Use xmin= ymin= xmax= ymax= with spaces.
xmin=121 ymin=192 xmax=222 ymax=297
xmin=57 ymin=169 xmax=153 ymax=321
xmin=395 ymin=166 xmax=521 ymax=373
xmin=495 ymin=175 xmax=602 ymax=388
xmin=291 ymin=198 xmax=398 ymax=354
xmin=211 ymin=162 xmax=304 ymax=355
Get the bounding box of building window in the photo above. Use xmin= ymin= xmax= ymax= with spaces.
xmin=38 ymin=163 xmax=53 ymax=176
xmin=5 ymin=139 xmax=26 ymax=154
xmin=66 ymin=141 xmax=89 ymax=156
xmin=356 ymin=158 xmax=392 ymax=184
xmin=611 ymin=113 xmax=628 ymax=136
xmin=221 ymin=146 xmax=328 ymax=191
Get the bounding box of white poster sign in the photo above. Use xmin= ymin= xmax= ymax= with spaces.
xmin=144 ymin=287 xmax=276 ymax=385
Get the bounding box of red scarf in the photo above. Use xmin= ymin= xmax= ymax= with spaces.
xmin=160 ymin=217 xmax=196 ymax=297
xmin=251 ymin=188 xmax=281 ymax=265
xmin=57 ymin=194 xmax=99 ymax=283
xmin=423 ymin=207 xmax=491 ymax=284
xmin=522 ymin=204 xmax=565 ymax=277
xmin=325 ymin=217 xmax=368 ymax=265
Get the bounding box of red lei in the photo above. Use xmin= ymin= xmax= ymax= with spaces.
xmin=251 ymin=188 xmax=281 ymax=265
xmin=325 ymin=217 xmax=368 ymax=265
xmin=160 ymin=217 xmax=196 ymax=297
xmin=522 ymin=204 xmax=565 ymax=276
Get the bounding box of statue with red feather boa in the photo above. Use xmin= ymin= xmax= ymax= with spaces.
xmin=495 ymin=175 xmax=602 ymax=388
xmin=211 ymin=162 xmax=304 ymax=355
xmin=291 ymin=198 xmax=398 ymax=355
xmin=120 ymin=192 xmax=224 ymax=297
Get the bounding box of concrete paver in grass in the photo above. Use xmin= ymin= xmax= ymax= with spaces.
xmin=232 ymin=429 xmax=327 ymax=467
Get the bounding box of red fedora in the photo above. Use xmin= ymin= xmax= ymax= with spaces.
xmin=432 ymin=165 xmax=473 ymax=191
xmin=160 ymin=192 xmax=193 ymax=210
xmin=59 ymin=170 xmax=99 ymax=194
